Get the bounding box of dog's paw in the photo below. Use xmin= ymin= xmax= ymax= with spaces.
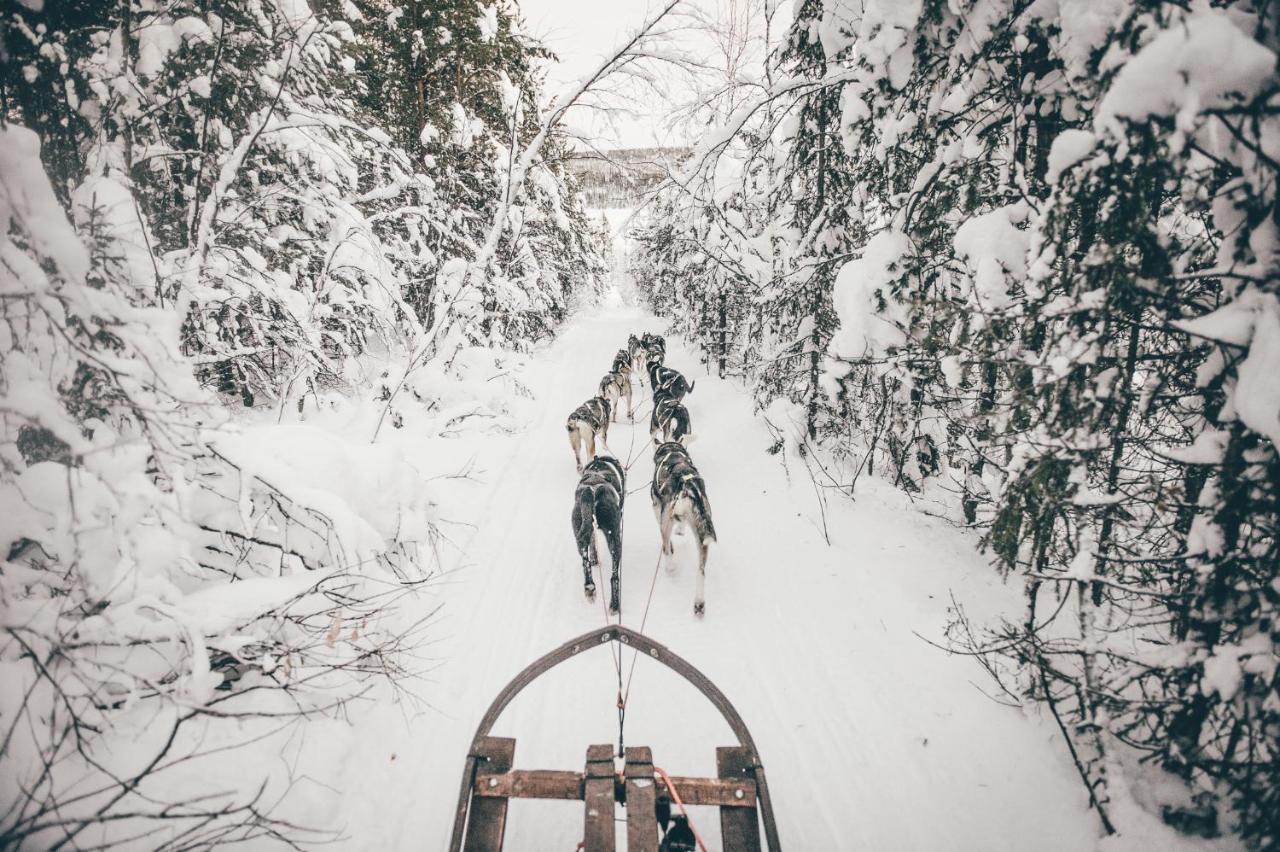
xmin=584 ymin=582 xmax=596 ymax=599
xmin=693 ymin=601 xmax=705 ymax=617
xmin=609 ymin=599 xmax=620 ymax=615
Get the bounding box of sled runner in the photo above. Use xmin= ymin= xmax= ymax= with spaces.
xmin=448 ymin=625 xmax=781 ymax=851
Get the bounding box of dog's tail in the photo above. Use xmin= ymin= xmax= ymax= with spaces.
xmin=688 ymin=379 xmax=696 ymax=395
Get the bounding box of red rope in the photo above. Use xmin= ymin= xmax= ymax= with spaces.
xmin=654 ymin=766 xmax=710 ymax=852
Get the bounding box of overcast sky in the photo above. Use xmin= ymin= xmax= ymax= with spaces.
xmin=518 ymin=0 xmax=684 ymax=150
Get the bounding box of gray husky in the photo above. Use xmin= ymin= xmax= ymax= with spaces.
xmin=566 ymin=396 xmax=611 ymax=471
xmin=651 ymin=442 xmax=716 ymax=615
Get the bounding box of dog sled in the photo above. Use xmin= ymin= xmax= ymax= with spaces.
xmin=447 ymin=625 xmax=781 ymax=851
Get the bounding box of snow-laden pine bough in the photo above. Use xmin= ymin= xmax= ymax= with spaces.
xmin=652 ymin=441 xmax=717 ymax=615
xmin=447 ymin=625 xmax=781 ymax=851
xmin=566 ymin=396 xmax=612 ymax=471
xmin=573 ymin=455 xmax=626 ymax=613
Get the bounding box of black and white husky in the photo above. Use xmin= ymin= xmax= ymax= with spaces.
xmin=628 ymin=334 xmax=647 ymax=382
xmin=598 ymin=369 xmax=633 ymax=421
xmin=649 ymin=393 xmax=691 ymax=445
xmin=572 ymin=455 xmax=625 ymax=612
xmin=647 ymin=361 xmax=694 ymax=403
xmin=566 ymin=396 xmax=611 ymax=471
xmin=642 ymin=333 xmax=666 ymax=371
xmin=651 ymin=442 xmax=717 ymax=616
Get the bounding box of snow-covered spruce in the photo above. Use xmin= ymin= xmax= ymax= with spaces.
xmin=632 ymin=1 xmax=1279 ymax=846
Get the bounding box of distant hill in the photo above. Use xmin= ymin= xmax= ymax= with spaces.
xmin=566 ymin=146 xmax=690 ymax=208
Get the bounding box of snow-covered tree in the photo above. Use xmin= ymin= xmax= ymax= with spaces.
xmin=631 ymin=0 xmax=1280 ymax=844
xmin=1 ymin=0 xmax=605 ymax=843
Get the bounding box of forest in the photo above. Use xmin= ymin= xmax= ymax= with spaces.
xmin=2 ymin=0 xmax=1278 ymax=849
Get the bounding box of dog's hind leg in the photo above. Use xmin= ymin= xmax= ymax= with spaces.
xmin=596 ymin=497 xmax=622 ymax=614
xmin=573 ymin=499 xmax=596 ymax=598
xmin=694 ymin=540 xmax=709 ymax=616
xmin=659 ymin=503 xmax=677 ymax=571
xmin=569 ymin=426 xmax=583 ymax=471
xmin=604 ymin=523 xmax=621 ymax=614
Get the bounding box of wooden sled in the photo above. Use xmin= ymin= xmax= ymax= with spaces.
xmin=448 ymin=625 xmax=781 ymax=851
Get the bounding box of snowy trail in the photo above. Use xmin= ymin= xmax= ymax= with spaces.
xmin=341 ymin=292 xmax=1100 ymax=850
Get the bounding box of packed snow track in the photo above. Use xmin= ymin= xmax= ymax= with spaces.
xmin=338 ymin=292 xmax=1099 ymax=851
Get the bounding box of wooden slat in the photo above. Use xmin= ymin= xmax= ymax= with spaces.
xmin=584 ymin=744 xmax=616 ymax=852
xmin=462 ymin=736 xmax=516 ymax=852
xmin=718 ymin=746 xmax=763 ymax=852
xmin=624 ymin=747 xmax=658 ymax=852
xmin=474 ymin=769 xmax=583 ymax=800
xmin=470 ymin=769 xmax=756 ymax=807
xmin=662 ymin=775 xmax=757 ymax=807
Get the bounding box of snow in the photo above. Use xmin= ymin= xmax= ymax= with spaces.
xmin=1234 ymin=293 xmax=1280 ymax=447
xmin=1175 ymin=293 xmax=1258 ymax=346
xmin=1175 ymin=289 xmax=1280 ymax=446
xmin=825 ymin=0 xmax=922 ymax=88
xmin=1034 ymin=0 xmax=1129 ymax=79
xmin=953 ymin=205 xmax=1030 ymax=312
xmin=1157 ymin=429 xmax=1228 ymax=465
xmin=477 ymin=4 xmax=498 ymax=42
xmin=829 ymin=229 xmax=911 ymax=358
xmin=0 ymin=125 xmax=89 ymax=283
xmin=326 ymin=286 xmax=1102 ymax=850
xmin=189 ymin=73 xmax=211 ymax=97
xmin=1095 ymin=8 xmax=1276 ymax=131
xmin=1047 ymin=129 xmax=1097 ymax=184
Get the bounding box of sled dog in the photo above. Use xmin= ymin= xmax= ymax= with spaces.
xmin=598 ymin=369 xmax=633 ymax=421
xmin=649 ymin=392 xmax=692 ymax=445
xmin=651 ymin=442 xmax=717 ymax=615
xmin=628 ymin=334 xmax=648 ymax=381
xmin=612 ymin=348 xmax=633 ymax=381
xmin=642 ymin=333 xmax=666 ymax=368
xmin=572 ymin=455 xmax=625 ymax=613
xmin=566 ymin=396 xmax=611 ymax=471
xmin=647 ymin=361 xmax=694 ymax=403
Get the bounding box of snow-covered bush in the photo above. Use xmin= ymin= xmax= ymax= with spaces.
xmin=0 ymin=117 xmax=439 ymax=846
xmin=2 ymin=0 xmax=604 ymax=844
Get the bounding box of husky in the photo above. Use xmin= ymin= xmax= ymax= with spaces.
xmin=649 ymin=393 xmax=692 ymax=445
xmin=651 ymin=442 xmax=717 ymax=616
xmin=647 ymin=361 xmax=694 ymax=403
xmin=566 ymin=396 xmax=611 ymax=471
xmin=642 ymin=333 xmax=666 ymax=369
xmin=612 ymin=348 xmax=633 ymax=381
xmin=628 ymin=334 xmax=648 ymax=382
xmin=572 ymin=455 xmax=625 ymax=612
xmin=598 ymin=370 xmax=633 ymax=421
